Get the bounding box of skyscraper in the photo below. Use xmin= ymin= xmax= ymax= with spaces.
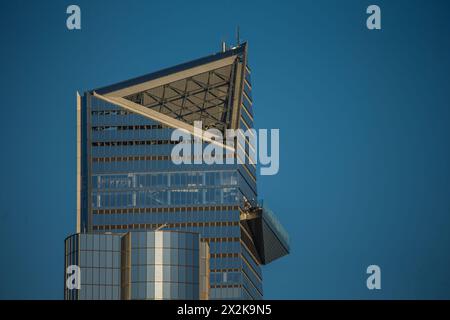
xmin=66 ymin=42 xmax=289 ymax=300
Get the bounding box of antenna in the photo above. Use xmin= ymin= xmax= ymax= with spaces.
xmin=236 ymin=26 xmax=240 ymax=46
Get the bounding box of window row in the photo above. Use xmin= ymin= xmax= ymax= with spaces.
xmin=129 ymin=231 xmax=198 ymax=250
xmin=209 ymin=257 xmax=242 ymax=270
xmin=92 ymin=204 xmax=240 ymax=215
xmin=78 ymin=251 xmax=121 ymax=268
xmin=91 ymin=110 xmax=131 ymax=116
xmin=93 ymin=224 xmax=239 ymax=232
xmin=76 ymin=285 xmax=121 ymax=300
xmin=92 ymin=171 xmax=238 ymax=190
xmin=129 ymin=265 xmax=199 ymax=284
xmin=91 ymin=187 xmax=240 ymax=208
xmin=92 ymin=124 xmax=167 ymax=131
xmin=79 ymin=234 xmax=122 ymax=251
xmin=78 ymin=267 xmax=121 ymax=285
xmin=129 ymin=248 xmax=199 ymax=267
xmin=210 ymin=271 xmax=242 ymax=284
xmin=129 ymin=281 xmax=199 ymax=300
xmin=91 ymin=159 xmax=239 ymax=173
xmin=92 ymin=139 xmax=180 ymax=147
xmin=92 ymin=155 xmax=170 ymax=162
xmin=93 ymin=225 xmax=240 ymax=238
xmin=210 ymin=286 xmax=242 ymax=299
xmin=92 ymin=154 xmax=236 ymax=163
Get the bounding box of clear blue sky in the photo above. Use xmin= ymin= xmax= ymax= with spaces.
xmin=1 ymin=0 xmax=450 ymax=299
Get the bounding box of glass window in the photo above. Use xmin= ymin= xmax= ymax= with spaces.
xmin=139 ymin=266 xmax=146 ymax=282
xmin=99 ymin=251 xmax=106 ymax=268
xmin=193 ymin=248 xmax=199 ymax=266
xmin=179 ymin=283 xmax=186 ymax=299
xmin=178 ymin=233 xmax=186 ymax=249
xmin=85 ymin=268 xmax=92 ymax=284
xmin=80 ymin=251 xmax=87 ymax=268
xmin=187 ymin=284 xmax=194 ymax=299
xmin=131 ymin=232 xmax=139 ymax=248
xmin=139 ymin=232 xmax=147 ymax=248
xmin=106 ymin=237 xmax=113 ymax=251
xmin=179 ymin=266 xmax=185 ymax=282
xmin=139 ymin=249 xmax=146 ymax=265
xmin=155 ymin=265 xmax=163 ymax=280
xmin=193 ymin=238 xmax=199 ymax=251
xmin=138 ymin=282 xmax=146 ymax=299
xmin=131 ymin=283 xmax=138 ymax=299
xmin=113 ymin=252 xmax=120 ymax=268
xmin=113 ymin=268 xmax=120 ymax=285
xmin=163 ymin=249 xmax=170 ymax=265
xmin=100 ymin=268 xmax=106 ymax=285
xmin=163 ymin=283 xmax=171 ymax=299
xmin=84 ymin=251 xmax=92 ymax=267
xmin=154 ymin=248 xmax=163 ymax=265
xmin=170 ymin=283 xmax=178 ymax=300
xmin=171 ymin=248 xmax=178 ymax=265
xmin=129 ymin=248 xmax=138 ymax=267
xmin=147 ymin=232 xmax=154 ymax=247
xmin=93 ymin=234 xmax=100 ymax=251
xmin=163 ymin=266 xmax=170 ymax=282
xmin=146 ymin=282 xmax=154 ymax=299
xmin=105 ymin=286 xmax=112 ymax=300
xmin=112 ymin=286 xmax=119 ymax=300
xmin=100 ymin=235 xmax=106 ymax=251
xmin=113 ymin=237 xmax=120 ymax=251
xmin=170 ymin=265 xmax=178 ymax=282
xmin=179 ymin=249 xmax=186 ymax=266
xmin=186 ymin=250 xmax=193 ymax=266
xmin=106 ymin=251 xmax=112 ymax=267
xmin=186 ymin=267 xmax=193 ymax=283
xmin=92 ymin=268 xmax=99 ymax=285
xmin=80 ymin=235 xmax=87 ymax=250
xmin=93 ymin=252 xmax=100 ymax=268
xmin=131 ymin=266 xmax=138 ymax=282
xmin=85 ymin=285 xmax=92 ymax=300
xmin=146 ymin=265 xmax=154 ymax=280
xmin=106 ymin=268 xmax=112 ymax=285
xmin=92 ymin=286 xmax=100 ymax=300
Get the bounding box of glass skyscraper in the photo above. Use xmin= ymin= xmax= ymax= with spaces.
xmin=66 ymin=42 xmax=289 ymax=300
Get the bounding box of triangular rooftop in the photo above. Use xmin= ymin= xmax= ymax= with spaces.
xmin=92 ymin=43 xmax=247 ymax=133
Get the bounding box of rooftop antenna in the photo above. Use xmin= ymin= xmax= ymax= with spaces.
xmin=236 ymin=26 xmax=240 ymax=46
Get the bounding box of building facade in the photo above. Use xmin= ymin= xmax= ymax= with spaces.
xmin=65 ymin=232 xmax=121 ymax=300
xmin=67 ymin=42 xmax=289 ymax=300
xmin=65 ymin=230 xmax=209 ymax=300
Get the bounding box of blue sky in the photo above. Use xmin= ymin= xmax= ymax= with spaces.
xmin=1 ymin=0 xmax=450 ymax=299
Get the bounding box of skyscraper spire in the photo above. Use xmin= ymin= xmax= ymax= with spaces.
xmin=236 ymin=26 xmax=240 ymax=46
